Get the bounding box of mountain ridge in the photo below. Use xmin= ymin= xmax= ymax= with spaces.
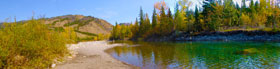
xmin=44 ymin=15 xmax=113 ymax=38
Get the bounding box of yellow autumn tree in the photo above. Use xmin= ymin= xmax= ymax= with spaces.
xmin=241 ymin=13 xmax=252 ymax=28
xmin=62 ymin=27 xmax=77 ymax=43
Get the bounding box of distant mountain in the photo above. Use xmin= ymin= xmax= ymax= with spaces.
xmin=44 ymin=15 xmax=113 ymax=38
xmin=119 ymin=23 xmax=131 ymax=26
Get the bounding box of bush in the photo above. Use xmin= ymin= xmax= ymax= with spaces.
xmin=241 ymin=13 xmax=251 ymax=28
xmin=77 ymin=37 xmax=94 ymax=42
xmin=0 ymin=20 xmax=71 ymax=68
xmin=54 ymin=27 xmax=65 ymax=32
xmin=64 ymin=20 xmax=79 ymax=27
xmin=74 ymin=30 xmax=97 ymax=36
xmin=77 ymin=34 xmax=110 ymax=42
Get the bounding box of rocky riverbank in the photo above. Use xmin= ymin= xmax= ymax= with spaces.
xmin=176 ymin=30 xmax=280 ymax=41
xmin=144 ymin=30 xmax=280 ymax=41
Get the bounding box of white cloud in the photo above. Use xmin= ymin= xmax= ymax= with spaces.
xmin=166 ymin=0 xmax=258 ymax=10
xmin=234 ymin=0 xmax=258 ymax=7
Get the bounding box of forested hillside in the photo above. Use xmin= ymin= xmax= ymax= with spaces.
xmin=111 ymin=0 xmax=280 ymax=41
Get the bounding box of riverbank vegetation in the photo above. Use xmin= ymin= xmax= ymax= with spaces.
xmin=0 ymin=19 xmax=77 ymax=68
xmin=111 ymin=0 xmax=280 ymax=40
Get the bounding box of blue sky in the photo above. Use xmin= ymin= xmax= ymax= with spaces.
xmin=0 ymin=0 xmax=243 ymax=25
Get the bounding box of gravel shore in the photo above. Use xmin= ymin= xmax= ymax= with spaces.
xmin=55 ymin=41 xmax=138 ymax=69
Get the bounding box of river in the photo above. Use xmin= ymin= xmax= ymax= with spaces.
xmin=106 ymin=41 xmax=280 ymax=69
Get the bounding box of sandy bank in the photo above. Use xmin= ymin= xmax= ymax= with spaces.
xmin=55 ymin=41 xmax=138 ymax=69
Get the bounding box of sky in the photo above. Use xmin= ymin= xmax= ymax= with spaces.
xmin=0 ymin=0 xmax=245 ymax=25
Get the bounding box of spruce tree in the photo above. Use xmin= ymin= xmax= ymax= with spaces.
xmin=167 ymin=8 xmax=174 ymax=33
xmin=250 ymin=0 xmax=256 ymax=13
xmin=139 ymin=7 xmax=145 ymax=36
xmin=174 ymin=3 xmax=180 ymax=30
xmin=132 ymin=18 xmax=139 ymax=37
xmin=159 ymin=6 xmax=167 ymax=35
xmin=194 ymin=6 xmax=202 ymax=31
xmin=144 ymin=13 xmax=151 ymax=33
xmin=152 ymin=8 xmax=157 ymax=28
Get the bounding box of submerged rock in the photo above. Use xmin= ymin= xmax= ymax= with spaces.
xmin=235 ymin=48 xmax=258 ymax=55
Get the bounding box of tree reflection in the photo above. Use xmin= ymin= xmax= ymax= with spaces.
xmin=107 ymin=41 xmax=280 ymax=69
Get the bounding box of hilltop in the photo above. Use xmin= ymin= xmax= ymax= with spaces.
xmin=44 ymin=15 xmax=113 ymax=40
xmin=1 ymin=15 xmax=113 ymax=41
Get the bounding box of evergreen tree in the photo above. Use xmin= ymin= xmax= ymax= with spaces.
xmin=250 ymin=0 xmax=256 ymax=13
xmin=111 ymin=0 xmax=280 ymax=41
xmin=135 ymin=18 xmax=139 ymax=30
xmin=186 ymin=12 xmax=195 ymax=32
xmin=202 ymin=0 xmax=211 ymax=24
xmin=139 ymin=7 xmax=145 ymax=35
xmin=144 ymin=13 xmax=151 ymax=32
xmin=167 ymin=8 xmax=174 ymax=33
xmin=236 ymin=2 xmax=241 ymax=10
xmin=210 ymin=2 xmax=223 ymax=31
xmin=202 ymin=0 xmax=218 ymax=31
xmin=159 ymin=6 xmax=168 ymax=35
xmin=152 ymin=8 xmax=157 ymax=28
xmin=132 ymin=18 xmax=139 ymax=37
xmin=174 ymin=3 xmax=180 ymax=30
xmin=223 ymin=0 xmax=239 ymax=27
xmin=242 ymin=0 xmax=246 ymax=11
xmin=194 ymin=6 xmax=202 ymax=31
xmin=111 ymin=22 xmax=117 ymax=39
xmin=174 ymin=7 xmax=186 ymax=31
xmin=142 ymin=13 xmax=152 ymax=37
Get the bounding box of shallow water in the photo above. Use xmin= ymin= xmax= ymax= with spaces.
xmin=107 ymin=41 xmax=280 ymax=69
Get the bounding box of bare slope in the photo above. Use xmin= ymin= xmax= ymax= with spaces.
xmin=45 ymin=15 xmax=113 ymax=38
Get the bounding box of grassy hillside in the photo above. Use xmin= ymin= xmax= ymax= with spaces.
xmin=45 ymin=15 xmax=113 ymax=41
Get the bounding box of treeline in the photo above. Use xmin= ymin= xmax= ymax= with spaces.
xmin=0 ymin=19 xmax=77 ymax=68
xmin=111 ymin=0 xmax=280 ymax=40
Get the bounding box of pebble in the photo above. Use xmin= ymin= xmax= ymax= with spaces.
xmin=51 ymin=64 xmax=56 ymax=68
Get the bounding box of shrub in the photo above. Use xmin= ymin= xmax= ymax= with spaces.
xmin=54 ymin=27 xmax=65 ymax=32
xmin=77 ymin=37 xmax=94 ymax=42
xmin=74 ymin=30 xmax=97 ymax=36
xmin=0 ymin=20 xmax=71 ymax=68
xmin=64 ymin=20 xmax=79 ymax=27
xmin=241 ymin=13 xmax=251 ymax=28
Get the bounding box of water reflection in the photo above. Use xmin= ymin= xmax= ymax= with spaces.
xmin=107 ymin=41 xmax=280 ymax=69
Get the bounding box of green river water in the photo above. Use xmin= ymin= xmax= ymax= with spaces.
xmin=107 ymin=41 xmax=280 ymax=69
